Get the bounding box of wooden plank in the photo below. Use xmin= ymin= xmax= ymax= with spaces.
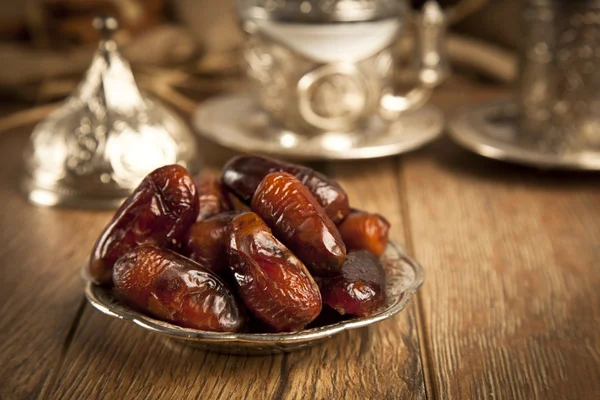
xmin=49 ymin=158 xmax=426 ymax=399
xmin=401 ymin=83 xmax=600 ymax=398
xmin=280 ymin=159 xmax=426 ymax=400
xmin=0 ymin=127 xmax=113 ymax=399
xmin=49 ymin=311 xmax=284 ymax=400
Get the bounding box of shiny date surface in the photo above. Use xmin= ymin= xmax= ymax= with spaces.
xmin=113 ymin=245 xmax=246 ymax=332
xmin=89 ymin=164 xmax=199 ymax=284
xmin=221 ymin=155 xmax=350 ymax=223
xmin=320 ymin=250 xmax=387 ymax=318
xmin=182 ymin=211 xmax=239 ymax=277
xmin=194 ymin=171 xmax=232 ymax=221
xmin=227 ymin=212 xmax=322 ymax=332
xmin=338 ymin=210 xmax=390 ymax=256
xmin=251 ymin=172 xmax=346 ymax=276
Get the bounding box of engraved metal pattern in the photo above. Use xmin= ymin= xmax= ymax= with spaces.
xmin=22 ymin=18 xmax=199 ymax=209
xmin=242 ymin=20 xmax=397 ymax=133
xmin=244 ymin=34 xmax=290 ymax=121
xmin=518 ymin=1 xmax=600 ymax=153
xmin=236 ymin=0 xmax=447 ymax=135
xmin=297 ymin=64 xmax=369 ymax=131
xmin=84 ymin=241 xmax=424 ymax=355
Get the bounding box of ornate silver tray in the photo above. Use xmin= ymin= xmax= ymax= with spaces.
xmin=84 ymin=241 xmax=424 ymax=355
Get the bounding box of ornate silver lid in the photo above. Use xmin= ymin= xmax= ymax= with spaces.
xmin=22 ymin=16 xmax=200 ymax=209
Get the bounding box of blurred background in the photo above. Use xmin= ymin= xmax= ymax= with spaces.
xmin=0 ymin=0 xmax=518 ymax=115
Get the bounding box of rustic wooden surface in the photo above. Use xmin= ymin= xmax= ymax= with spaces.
xmin=0 ymin=77 xmax=599 ymax=400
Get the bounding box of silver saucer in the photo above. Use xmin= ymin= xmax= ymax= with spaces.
xmin=84 ymin=241 xmax=424 ymax=355
xmin=448 ymin=100 xmax=600 ymax=170
xmin=192 ymin=94 xmax=444 ymax=160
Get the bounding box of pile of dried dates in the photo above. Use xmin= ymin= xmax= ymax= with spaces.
xmin=88 ymin=156 xmax=391 ymax=333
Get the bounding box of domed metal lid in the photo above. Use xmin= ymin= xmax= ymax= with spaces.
xmin=22 ymin=16 xmax=200 ymax=209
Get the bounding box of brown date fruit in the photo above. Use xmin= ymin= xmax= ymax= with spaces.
xmin=113 ymin=245 xmax=245 ymax=332
xmin=227 ymin=212 xmax=322 ymax=332
xmin=182 ymin=211 xmax=240 ymax=277
xmin=221 ymin=155 xmax=350 ymax=223
xmin=88 ymin=164 xmax=199 ymax=285
xmin=194 ymin=171 xmax=232 ymax=221
xmin=251 ymin=172 xmax=346 ymax=276
xmin=338 ymin=210 xmax=390 ymax=256
xmin=228 ymin=193 xmax=251 ymax=213
xmin=320 ymin=250 xmax=387 ymax=318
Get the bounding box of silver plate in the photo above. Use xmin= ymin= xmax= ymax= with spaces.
xmin=84 ymin=241 xmax=424 ymax=355
xmin=448 ymin=100 xmax=600 ymax=170
xmin=191 ymin=94 xmax=444 ymax=161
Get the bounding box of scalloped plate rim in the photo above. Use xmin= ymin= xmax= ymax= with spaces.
xmin=83 ymin=241 xmax=424 ymax=345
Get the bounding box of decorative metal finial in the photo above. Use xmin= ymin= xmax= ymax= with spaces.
xmin=92 ymin=15 xmax=119 ymax=38
xmin=22 ymin=16 xmax=200 ymax=209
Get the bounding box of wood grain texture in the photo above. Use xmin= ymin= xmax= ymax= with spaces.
xmin=3 ymin=76 xmax=600 ymax=400
xmin=0 ymin=127 xmax=113 ymax=399
xmin=278 ymin=160 xmax=426 ymax=400
xmin=400 ymin=81 xmax=600 ymax=399
xmin=48 ymin=158 xmax=426 ymax=400
xmin=50 ymin=310 xmax=284 ymax=400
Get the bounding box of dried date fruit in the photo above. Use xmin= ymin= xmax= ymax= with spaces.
xmin=182 ymin=211 xmax=240 ymax=277
xmin=227 ymin=212 xmax=322 ymax=332
xmin=251 ymin=172 xmax=346 ymax=276
xmin=113 ymin=245 xmax=245 ymax=331
xmin=222 ymin=155 xmax=350 ymax=223
xmin=194 ymin=171 xmax=232 ymax=221
xmin=88 ymin=164 xmax=199 ymax=285
xmin=320 ymin=251 xmax=386 ymax=318
xmin=338 ymin=210 xmax=390 ymax=256
xmin=229 ymin=193 xmax=251 ymax=212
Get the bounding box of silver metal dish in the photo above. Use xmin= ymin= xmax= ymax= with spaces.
xmin=84 ymin=241 xmax=424 ymax=355
xmin=448 ymin=100 xmax=600 ymax=170
xmin=191 ymin=94 xmax=444 ymax=161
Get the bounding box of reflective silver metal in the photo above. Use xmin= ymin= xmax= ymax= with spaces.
xmin=238 ymin=0 xmax=405 ymax=23
xmin=517 ymin=0 xmax=600 ymax=154
xmin=237 ymin=0 xmax=448 ymax=135
xmin=450 ymin=1 xmax=600 ymax=169
xmin=448 ymin=100 xmax=600 ymax=170
xmin=192 ymin=93 xmax=444 ymax=160
xmin=84 ymin=241 xmax=424 ymax=355
xmin=22 ymin=17 xmax=199 ymax=209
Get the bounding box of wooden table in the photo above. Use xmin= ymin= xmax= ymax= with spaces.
xmin=1 ymin=77 xmax=599 ymax=400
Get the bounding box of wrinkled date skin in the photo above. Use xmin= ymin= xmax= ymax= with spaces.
xmin=251 ymin=172 xmax=346 ymax=276
xmin=227 ymin=212 xmax=322 ymax=332
xmin=194 ymin=171 xmax=232 ymax=221
xmin=320 ymin=251 xmax=387 ymax=318
xmin=182 ymin=211 xmax=240 ymax=277
xmin=113 ymin=245 xmax=245 ymax=331
xmin=88 ymin=165 xmax=199 ymax=284
xmin=338 ymin=210 xmax=390 ymax=256
xmin=221 ymin=155 xmax=350 ymax=223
